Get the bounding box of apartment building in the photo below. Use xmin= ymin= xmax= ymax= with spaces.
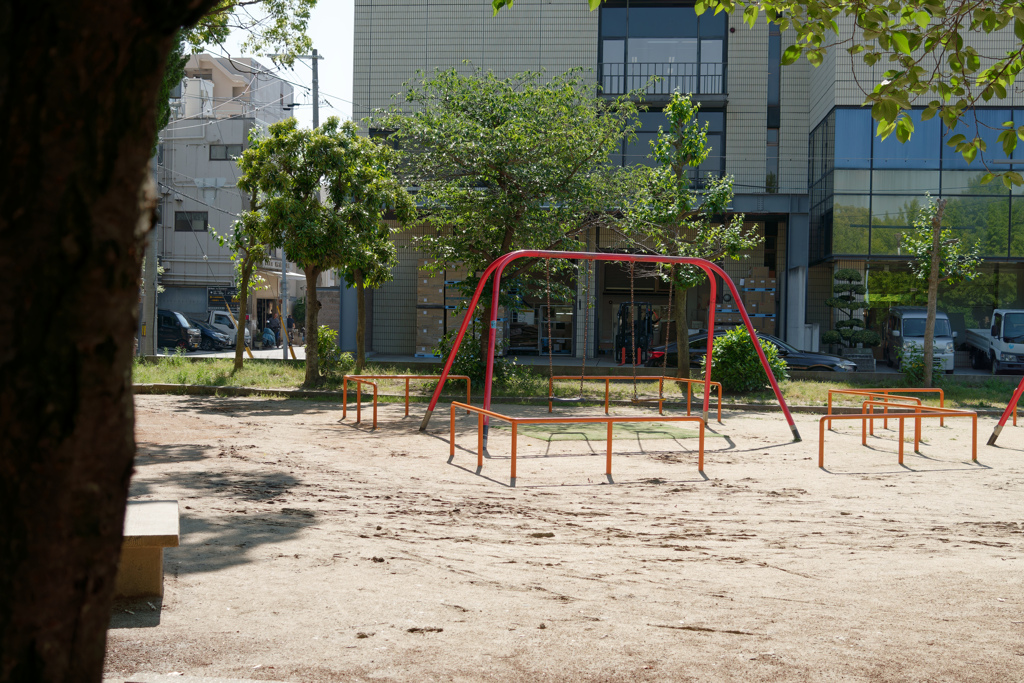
xmin=353 ymin=0 xmax=1024 ymax=360
xmin=157 ymin=54 xmax=338 ymax=333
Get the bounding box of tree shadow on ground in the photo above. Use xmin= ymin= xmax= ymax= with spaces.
xmin=127 ymin=443 xmax=316 ymax=580
xmin=153 ymin=395 xmax=341 ymax=419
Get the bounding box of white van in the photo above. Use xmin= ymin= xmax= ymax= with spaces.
xmin=882 ymin=306 xmax=956 ymax=374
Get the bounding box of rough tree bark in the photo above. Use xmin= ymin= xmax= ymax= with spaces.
xmin=922 ymin=200 xmax=945 ymax=388
xmin=303 ymin=266 xmax=323 ymax=386
xmin=233 ymin=254 xmax=258 ymax=372
xmin=0 ymin=2 xmax=217 ymax=680
xmin=354 ymin=269 xmax=366 ymax=373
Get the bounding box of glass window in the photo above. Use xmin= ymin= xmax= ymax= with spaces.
xmin=174 ymin=211 xmax=209 ymax=232
xmin=834 ymin=170 xmax=870 ymax=193
xmin=834 ymin=109 xmax=872 ymax=169
xmin=600 ymin=7 xmax=626 ymax=37
xmin=602 ymin=39 xmax=624 ymax=63
xmin=943 ymin=109 xmax=1013 ymax=169
xmin=902 ymin=318 xmax=951 ymax=337
xmin=871 ymin=170 xmax=939 ymax=195
xmin=699 ymin=111 xmax=724 ymax=133
xmin=630 ymin=7 xmax=697 ymax=37
xmin=870 ymin=195 xmax=927 ymax=255
xmin=698 ymin=10 xmax=727 ymax=37
xmin=832 ymin=195 xmax=870 ymax=255
xmin=210 ymin=144 xmax=242 ymax=160
xmin=942 ymin=195 xmax=1010 ymax=257
xmin=1012 ymin=196 xmax=1024 ymax=256
xmin=174 ymin=312 xmax=191 ymax=328
xmin=873 ymin=110 xmax=940 ymax=169
xmin=941 ymin=170 xmax=1009 ymax=195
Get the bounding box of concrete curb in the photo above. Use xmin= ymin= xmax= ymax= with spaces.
xmin=131 ymin=383 xmax=1010 ymax=417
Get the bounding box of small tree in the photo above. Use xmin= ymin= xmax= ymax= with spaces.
xmin=371 ymin=68 xmax=640 ymax=361
xmin=237 ymin=117 xmax=413 ymax=386
xmin=215 ymin=203 xmax=269 ymax=372
xmin=630 ymin=92 xmax=761 ymax=377
xmin=902 ymin=197 xmax=982 ymax=387
xmin=820 ymin=268 xmax=880 ymax=351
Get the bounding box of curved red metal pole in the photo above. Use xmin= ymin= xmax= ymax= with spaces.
xmin=703 ymin=271 xmax=717 ymax=423
xmin=987 ymin=374 xmax=1024 ymax=446
xmin=422 ymin=250 xmax=801 ymax=442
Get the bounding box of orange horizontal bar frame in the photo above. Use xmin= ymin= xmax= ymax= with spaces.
xmin=343 ymin=374 xmax=472 ymax=427
xmin=828 ymin=388 xmax=946 ymax=429
xmin=343 ymin=378 xmax=378 ymax=430
xmin=819 ymin=403 xmax=977 ymax=468
xmin=547 ymin=375 xmax=723 ymax=423
xmin=450 ymin=401 xmax=706 ymax=480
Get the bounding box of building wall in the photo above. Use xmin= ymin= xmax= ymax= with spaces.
xmin=725 ymin=14 xmax=768 ymax=194
xmin=353 ymin=0 xmax=598 ymax=121
xmin=779 ymin=36 xmax=809 ymax=195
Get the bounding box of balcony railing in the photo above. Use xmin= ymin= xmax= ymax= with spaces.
xmin=599 ymin=62 xmax=726 ymax=96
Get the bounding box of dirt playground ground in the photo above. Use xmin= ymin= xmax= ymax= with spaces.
xmin=105 ymin=394 xmax=1024 ymax=682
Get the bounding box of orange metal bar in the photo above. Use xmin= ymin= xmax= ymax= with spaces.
xmin=450 ymin=402 xmax=706 ymax=480
xmin=828 ymin=388 xmax=946 ymax=429
xmin=344 ymin=374 xmax=473 ymax=426
xmin=818 ymin=406 xmax=977 ymax=468
xmin=606 ymin=422 xmax=613 ymax=475
xmin=829 ymin=390 xmax=924 ymax=430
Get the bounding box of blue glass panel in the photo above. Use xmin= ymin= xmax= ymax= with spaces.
xmin=873 ymin=109 xmax=940 ymax=169
xmin=630 ymin=8 xmax=697 ymax=38
xmin=943 ymin=109 xmax=1012 ymax=169
xmin=699 ymin=10 xmax=728 ymax=37
xmin=600 ymin=7 xmax=627 ymax=37
xmin=834 ymin=109 xmax=871 ymax=168
xmin=698 ymin=111 xmax=724 ymax=133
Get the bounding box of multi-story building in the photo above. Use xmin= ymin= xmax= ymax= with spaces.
xmin=157 ymin=54 xmax=338 ymax=334
xmin=352 ymin=0 xmax=1024 ymax=363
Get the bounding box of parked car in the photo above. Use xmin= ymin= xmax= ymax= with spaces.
xmin=189 ymin=317 xmax=232 ymax=351
xmin=646 ymin=331 xmax=858 ymax=372
xmin=207 ymin=310 xmax=251 ymax=348
xmin=157 ymin=309 xmax=201 ymax=351
xmin=965 ymin=309 xmax=1024 ymax=374
xmin=881 ymin=306 xmax=955 ymax=374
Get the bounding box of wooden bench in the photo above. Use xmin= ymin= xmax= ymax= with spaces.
xmin=114 ymin=500 xmax=180 ymax=598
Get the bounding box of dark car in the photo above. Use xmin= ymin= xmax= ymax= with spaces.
xmin=189 ymin=317 xmax=232 ymax=351
xmin=157 ymin=309 xmax=201 ymax=351
xmin=646 ymin=331 xmax=858 ymax=372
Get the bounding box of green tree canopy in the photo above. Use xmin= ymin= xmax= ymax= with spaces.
xmin=237 ymin=117 xmax=414 ymax=384
xmin=370 ymin=68 xmax=642 ymax=355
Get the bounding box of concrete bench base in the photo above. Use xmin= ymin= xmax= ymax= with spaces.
xmin=114 ymin=500 xmax=180 ymax=598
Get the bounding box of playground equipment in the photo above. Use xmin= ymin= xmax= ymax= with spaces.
xmin=547 ymin=375 xmax=723 ymax=422
xmin=819 ymin=392 xmax=977 ymax=467
xmin=827 ymin=388 xmax=947 ymax=429
xmin=450 ymin=402 xmax=707 ymax=479
xmin=342 ymin=374 xmax=472 ymax=429
xmin=988 ymin=374 xmax=1024 ymax=445
xmin=614 ymin=301 xmax=655 ymax=365
xmin=420 ymin=250 xmax=800 ymax=447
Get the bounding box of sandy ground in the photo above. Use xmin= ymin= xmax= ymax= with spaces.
xmin=106 ymin=394 xmax=1024 ymax=682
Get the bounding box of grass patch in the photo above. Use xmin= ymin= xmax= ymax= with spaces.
xmin=132 ymin=357 xmax=1017 ymax=410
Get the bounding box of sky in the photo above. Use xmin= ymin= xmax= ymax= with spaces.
xmin=221 ymin=0 xmax=356 ymax=127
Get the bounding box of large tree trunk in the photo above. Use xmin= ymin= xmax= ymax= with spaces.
xmin=233 ymin=256 xmax=256 ymax=373
xmin=354 ymin=269 xmax=366 ymax=373
xmin=0 ymin=2 xmax=217 ymax=680
xmin=922 ymin=201 xmax=945 ymax=388
xmin=303 ymin=266 xmax=323 ymax=387
xmin=674 ymin=284 xmax=689 ymax=379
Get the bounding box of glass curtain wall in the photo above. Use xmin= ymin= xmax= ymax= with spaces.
xmin=809 ymin=106 xmax=1024 ymax=261
xmin=599 ymin=2 xmax=727 ymax=96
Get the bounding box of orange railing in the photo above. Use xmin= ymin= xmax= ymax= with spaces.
xmin=819 ymin=401 xmax=977 ymax=468
xmin=343 ymin=378 xmax=378 ymax=429
xmin=450 ymin=402 xmax=706 ymax=480
xmin=828 ymin=388 xmax=946 ymax=428
xmin=547 ymin=375 xmax=723 ymax=423
xmin=343 ymin=374 xmax=472 ymax=429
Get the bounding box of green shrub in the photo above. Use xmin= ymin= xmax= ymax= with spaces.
xmin=434 ymin=329 xmax=536 ymax=389
xmin=896 ymin=344 xmax=944 ymax=386
xmin=316 ymin=325 xmax=354 ymax=377
xmin=700 ymin=326 xmax=789 ymax=392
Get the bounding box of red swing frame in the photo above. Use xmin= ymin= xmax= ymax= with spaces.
xmin=987 ymin=374 xmax=1024 ymax=446
xmin=419 ymin=250 xmax=801 ymax=443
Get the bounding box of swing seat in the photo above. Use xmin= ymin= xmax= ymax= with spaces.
xmin=551 ymin=396 xmax=587 ymax=404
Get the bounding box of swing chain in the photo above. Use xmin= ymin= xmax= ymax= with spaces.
xmin=546 ymin=258 xmax=553 ymax=388
xmin=629 ymin=260 xmax=638 ymax=402
xmin=664 ymin=265 xmax=674 ymax=375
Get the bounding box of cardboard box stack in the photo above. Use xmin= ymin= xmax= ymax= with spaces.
xmin=735 ymin=265 xmax=777 ymax=335
xmin=415 ymin=260 xmax=446 ymax=357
